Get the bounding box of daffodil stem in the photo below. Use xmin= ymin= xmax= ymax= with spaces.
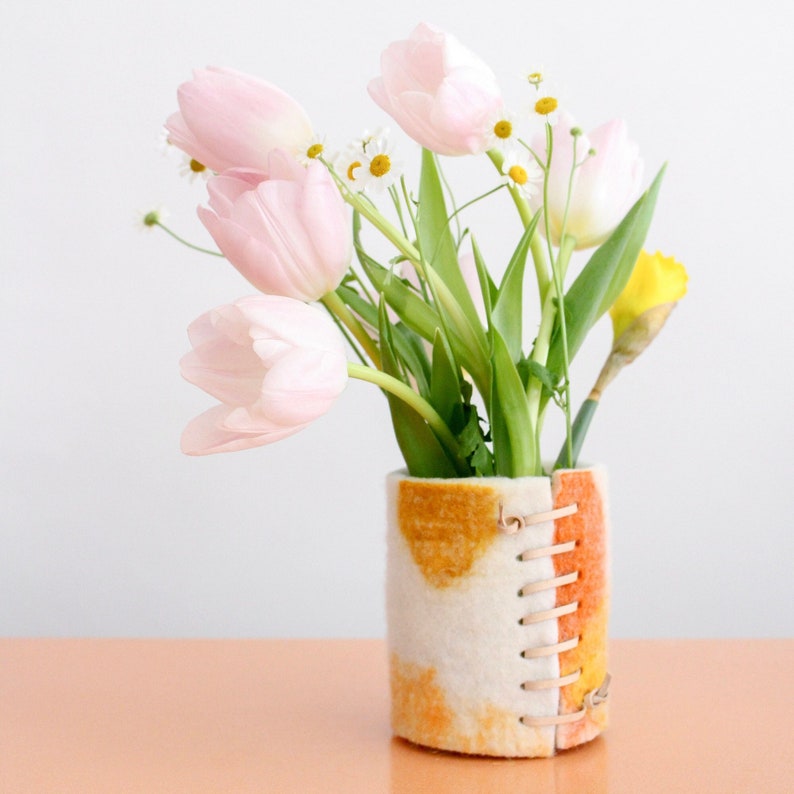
xmin=347 ymin=362 xmax=463 ymax=461
xmin=322 ymin=292 xmax=381 ymax=368
xmin=152 ymin=221 xmax=224 ymax=257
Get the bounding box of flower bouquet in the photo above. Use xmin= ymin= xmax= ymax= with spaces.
xmin=150 ymin=22 xmax=687 ymax=757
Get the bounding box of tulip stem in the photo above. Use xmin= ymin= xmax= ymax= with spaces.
xmin=322 ymin=292 xmax=381 ymax=368
xmin=327 ymin=158 xmax=492 ymax=405
xmin=347 ymin=362 xmax=464 ymax=462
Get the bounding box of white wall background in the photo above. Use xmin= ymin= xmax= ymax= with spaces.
xmin=2 ymin=0 xmax=792 ymax=638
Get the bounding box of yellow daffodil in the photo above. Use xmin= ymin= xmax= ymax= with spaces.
xmin=557 ymin=250 xmax=688 ymax=468
xmin=609 ymin=250 xmax=688 ymax=341
xmin=586 ymin=249 xmax=687 ymax=401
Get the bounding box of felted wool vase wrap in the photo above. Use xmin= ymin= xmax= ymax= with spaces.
xmin=386 ymin=467 xmax=610 ymax=758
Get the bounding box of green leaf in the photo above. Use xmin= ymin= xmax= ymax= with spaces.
xmin=336 ymin=285 xmax=431 ymax=395
xmin=377 ymin=300 xmax=458 ymax=478
xmin=357 ymin=246 xmax=489 ymax=395
xmin=518 ymin=358 xmax=557 ymax=394
xmin=491 ymin=211 xmax=542 ymax=363
xmin=546 ymin=164 xmax=666 ymax=380
xmin=554 ymin=397 xmax=599 ymax=470
xmin=470 ymin=235 xmax=496 ymax=327
xmin=457 ymin=406 xmax=494 ymax=477
xmin=397 ymin=324 xmax=433 ymax=397
xmin=490 ymin=327 xmax=536 ymax=477
xmin=357 ymin=252 xmax=444 ymax=341
xmin=417 ymin=149 xmax=483 ymax=330
xmin=430 ymin=329 xmax=463 ymax=429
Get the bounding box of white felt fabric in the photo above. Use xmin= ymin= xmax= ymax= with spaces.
xmin=386 ymin=473 xmax=562 ymax=755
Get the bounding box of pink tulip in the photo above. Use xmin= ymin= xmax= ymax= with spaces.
xmin=165 ymin=67 xmax=313 ymax=174
xmin=368 ymin=23 xmax=503 ymax=157
xmin=197 ymin=150 xmax=352 ymax=302
xmin=180 ymin=295 xmax=348 ymax=455
xmin=529 ymin=112 xmax=644 ymax=250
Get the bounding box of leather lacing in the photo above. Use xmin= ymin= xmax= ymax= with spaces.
xmin=497 ymin=502 xmax=611 ymax=728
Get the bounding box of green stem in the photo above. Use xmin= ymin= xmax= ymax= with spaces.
xmin=447 ymin=184 xmax=507 ymax=224
xmin=551 ymin=234 xmax=576 ymax=467
xmin=347 ymin=362 xmax=463 ymax=461
xmin=321 ymin=292 xmax=381 ymax=368
xmin=153 ymin=221 xmax=224 ymax=257
xmin=525 ymin=235 xmax=576 ymax=452
xmin=324 ymin=305 xmax=368 ymax=366
xmin=388 ymin=184 xmax=410 ymax=238
xmin=339 ymin=178 xmax=421 ymax=265
xmin=486 ymin=148 xmax=551 ymax=301
xmin=547 ymin=132 xmax=580 ymax=469
xmin=434 ymin=153 xmax=463 ymax=244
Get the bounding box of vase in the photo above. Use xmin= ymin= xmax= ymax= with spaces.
xmin=386 ymin=466 xmax=610 ymax=758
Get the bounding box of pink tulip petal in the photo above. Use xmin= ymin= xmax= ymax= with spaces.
xmin=165 ymin=67 xmax=313 ymax=173
xmin=180 ymin=295 xmax=348 ymax=457
xmin=181 ymin=404 xmax=304 ymax=456
xmin=368 ymin=23 xmax=502 ymax=157
xmin=197 ymin=157 xmax=351 ymax=302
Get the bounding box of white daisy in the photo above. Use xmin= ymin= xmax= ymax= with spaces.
xmin=297 ymin=133 xmax=330 ymax=166
xmin=355 ymin=127 xmax=390 ymax=154
xmin=358 ymin=138 xmax=402 ymax=193
xmin=485 ymin=110 xmax=517 ymax=149
xmin=333 ymin=144 xmax=367 ymax=190
xmin=178 ymin=153 xmax=211 ymax=182
xmin=530 ymin=80 xmax=563 ymax=126
xmin=501 ymin=150 xmax=543 ymax=198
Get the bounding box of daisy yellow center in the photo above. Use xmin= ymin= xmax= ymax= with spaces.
xmin=307 ymin=143 xmax=324 ymax=159
xmin=369 ymin=154 xmax=391 ymax=178
xmin=347 ymin=161 xmax=362 ymax=181
xmin=189 ymin=158 xmax=206 ymax=173
xmin=535 ymin=96 xmax=558 ymax=116
xmin=508 ymin=165 xmax=528 ymax=185
xmin=493 ymin=120 xmax=513 ymax=139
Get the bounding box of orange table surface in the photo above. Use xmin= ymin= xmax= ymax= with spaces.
xmin=0 ymin=638 xmax=791 ymax=793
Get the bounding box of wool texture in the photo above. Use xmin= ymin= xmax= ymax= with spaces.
xmin=386 ymin=468 xmax=610 ymax=757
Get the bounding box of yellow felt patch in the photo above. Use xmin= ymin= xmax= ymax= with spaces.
xmin=397 ymin=480 xmax=498 ymax=588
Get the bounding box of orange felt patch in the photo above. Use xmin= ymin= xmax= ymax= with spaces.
xmin=390 ymin=654 xmax=454 ymax=747
xmin=551 ymin=469 xmax=609 ymax=748
xmin=397 ymin=480 xmax=498 ymax=588
xmin=390 ymin=654 xmax=555 ymax=757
